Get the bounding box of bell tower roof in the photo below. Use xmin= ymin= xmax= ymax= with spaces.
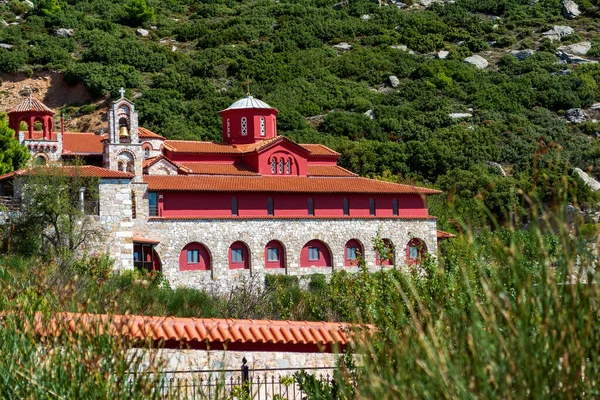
xmin=8 ymin=97 xmax=54 ymax=114
xmin=222 ymin=96 xmax=276 ymax=111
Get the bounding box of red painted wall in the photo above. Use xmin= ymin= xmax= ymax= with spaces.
xmin=229 ymin=241 xmax=250 ymax=269
xmin=344 ymin=239 xmax=363 ymax=267
xmin=218 ymin=108 xmax=278 ymax=144
xmin=300 ymin=240 xmax=332 ymax=268
xmin=179 ymin=242 xmax=211 ymax=271
xmin=158 ymin=192 xmax=428 ymax=218
xmin=264 ymin=240 xmax=285 ymax=269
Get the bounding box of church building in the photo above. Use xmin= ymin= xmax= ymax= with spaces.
xmin=0 ymin=92 xmax=448 ymax=289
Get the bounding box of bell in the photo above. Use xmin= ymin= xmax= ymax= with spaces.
xmin=119 ymin=125 xmax=129 ymax=138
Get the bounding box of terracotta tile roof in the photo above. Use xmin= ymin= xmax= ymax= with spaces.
xmin=0 ymin=165 xmax=133 ymax=181
xmin=62 ymin=133 xmax=106 ymax=155
xmin=437 ymin=230 xmax=457 ymax=239
xmin=138 ymin=127 xmax=165 ymax=140
xmin=8 ymin=97 xmax=54 ymax=113
xmin=307 ymin=166 xmax=356 ymax=177
xmin=164 ymin=140 xmax=243 ymax=154
xmin=144 ymin=175 xmax=441 ymax=195
xmin=302 ymin=144 xmax=340 ymax=157
xmin=27 ymin=312 xmax=370 ymax=348
xmin=179 ymin=163 xmax=258 ymax=176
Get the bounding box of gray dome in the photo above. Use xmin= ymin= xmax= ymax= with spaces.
xmin=225 ymin=96 xmax=273 ymax=110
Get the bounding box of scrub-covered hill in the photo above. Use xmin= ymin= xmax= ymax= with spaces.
xmin=2 ymin=0 xmax=600 ymax=227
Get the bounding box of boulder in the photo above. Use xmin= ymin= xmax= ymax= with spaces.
xmin=171 ymin=45 xmax=177 ymax=52
xmin=363 ymin=109 xmax=375 ymax=120
xmin=55 ymin=28 xmax=74 ymax=38
xmin=449 ymin=113 xmax=473 ymax=119
xmin=557 ymin=41 xmax=591 ymax=55
xmin=361 ymin=14 xmax=371 ymax=20
xmin=391 ymin=45 xmax=408 ymax=51
xmin=562 ymin=0 xmax=581 ymax=19
xmin=590 ymin=102 xmax=600 ymax=110
xmin=542 ymin=25 xmax=574 ymax=41
xmin=464 ymin=55 xmax=488 ymax=69
xmin=510 ymin=49 xmax=535 ymax=60
xmin=556 ymin=50 xmax=598 ymax=65
xmin=150 ymin=26 xmax=158 ymax=30
xmin=23 ymin=0 xmax=33 ymax=7
xmin=573 ymin=168 xmax=600 ymax=191
xmin=0 ymin=20 xmax=8 ymax=27
xmin=388 ymin=75 xmax=400 ymax=88
xmin=419 ymin=0 xmax=432 ymax=5
xmin=136 ymin=28 xmax=150 ymax=37
xmin=0 ymin=43 xmax=13 ymax=50
xmin=437 ymin=50 xmax=449 ymax=59
xmin=566 ymin=108 xmax=589 ymax=123
xmin=333 ymin=42 xmax=352 ymax=50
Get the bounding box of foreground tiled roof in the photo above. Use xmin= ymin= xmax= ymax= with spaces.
xmin=27 ymin=312 xmax=368 ymax=348
xmin=0 ymin=165 xmax=133 ymax=181
xmin=437 ymin=230 xmax=457 ymax=239
xmin=307 ymin=166 xmax=356 ymax=177
xmin=144 ymin=175 xmax=441 ymax=195
xmin=62 ymin=133 xmax=106 ymax=155
xmin=138 ymin=127 xmax=165 ymax=140
xmin=179 ymin=162 xmax=258 ymax=176
xmin=8 ymin=97 xmax=54 ymax=113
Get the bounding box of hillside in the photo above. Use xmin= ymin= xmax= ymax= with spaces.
xmin=1 ymin=0 xmax=600 ymax=227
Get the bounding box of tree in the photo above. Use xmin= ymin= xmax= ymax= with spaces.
xmin=37 ymin=0 xmax=61 ymax=16
xmin=0 ymin=113 xmax=28 ymax=174
xmin=11 ymin=166 xmax=102 ymax=268
xmin=124 ymin=0 xmax=155 ymax=26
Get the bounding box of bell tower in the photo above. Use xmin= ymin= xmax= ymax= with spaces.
xmin=103 ymin=88 xmax=143 ymax=181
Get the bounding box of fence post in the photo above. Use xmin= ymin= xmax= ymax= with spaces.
xmin=241 ymin=357 xmax=249 ymax=396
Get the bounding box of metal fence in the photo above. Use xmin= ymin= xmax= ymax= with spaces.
xmin=129 ymin=360 xmax=336 ymax=399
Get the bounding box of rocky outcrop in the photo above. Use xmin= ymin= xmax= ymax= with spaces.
xmin=437 ymin=50 xmax=449 ymax=59
xmin=136 ymin=28 xmax=150 ymax=37
xmin=363 ymin=109 xmax=375 ymax=120
xmin=510 ymin=49 xmax=535 ymax=60
xmin=388 ymin=75 xmax=400 ymax=88
xmin=573 ymin=168 xmax=600 ymax=191
xmin=464 ymin=55 xmax=488 ymax=69
xmin=566 ymin=108 xmax=589 ymax=123
xmin=449 ymin=113 xmax=472 ymax=119
xmin=562 ymin=0 xmax=581 ymax=19
xmin=333 ymin=42 xmax=352 ymax=50
xmin=556 ymin=50 xmax=598 ymax=65
xmin=542 ymin=25 xmax=574 ymax=41
xmin=557 ymin=41 xmax=591 ymax=55
xmin=55 ymin=28 xmax=74 ymax=38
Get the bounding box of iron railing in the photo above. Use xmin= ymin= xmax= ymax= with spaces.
xmin=127 ymin=364 xmax=337 ymax=399
xmin=149 ymin=204 xmax=158 ymax=217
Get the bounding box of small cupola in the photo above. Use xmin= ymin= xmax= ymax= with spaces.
xmin=218 ymin=96 xmax=279 ymax=144
xmin=7 ymin=96 xmax=55 ymax=140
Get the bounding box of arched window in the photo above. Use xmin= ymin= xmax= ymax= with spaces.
xmin=307 ymin=198 xmax=314 ymax=216
xmin=231 ymin=197 xmax=238 ymax=216
xmin=126 ymin=162 xmax=134 ymax=173
xmin=227 ymin=118 xmax=230 ymax=137
xmin=179 ymin=242 xmax=211 ymax=271
xmin=343 ymin=198 xmax=349 ymax=216
xmin=260 ymin=117 xmax=266 ymax=136
xmin=279 ymin=158 xmax=284 ymax=174
xmin=376 ymin=239 xmax=395 ymax=266
xmin=300 ymin=239 xmax=332 ymax=268
xmin=369 ymin=198 xmax=376 ymax=216
xmin=344 ymin=239 xmax=363 ymax=267
xmin=229 ymin=241 xmax=250 ymax=270
xmin=392 ymin=198 xmax=398 ymax=216
xmin=34 ymin=155 xmax=46 ymax=165
xmin=271 ymin=158 xmax=277 ymax=174
xmin=286 ymin=158 xmax=291 ymax=174
xmin=267 ymin=197 xmax=274 ymax=216
xmin=241 ymin=117 xmax=247 ymax=136
xmin=265 ymin=240 xmax=285 ymax=269
xmin=144 ymin=147 xmax=150 ymax=158
xmin=406 ymin=238 xmax=427 ymax=266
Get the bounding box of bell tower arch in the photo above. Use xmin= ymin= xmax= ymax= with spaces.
xmin=104 ymin=88 xmax=143 ymax=181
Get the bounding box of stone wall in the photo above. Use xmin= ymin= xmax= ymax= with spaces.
xmin=133 ymin=216 xmax=437 ymax=291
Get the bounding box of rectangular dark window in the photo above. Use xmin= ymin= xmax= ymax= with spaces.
xmin=308 ymin=247 xmax=319 ymax=261
xmin=187 ymin=249 xmax=199 ymax=264
xmin=392 ymin=198 xmax=398 ymax=216
xmin=346 ymin=247 xmax=357 ymax=260
xmin=231 ymin=197 xmax=238 ymax=216
xmin=232 ymin=248 xmax=243 ymax=263
xmin=148 ymin=192 xmax=158 ymax=216
xmin=369 ymin=198 xmax=376 ymax=216
xmin=267 ymin=197 xmax=274 ymax=216
xmin=267 ymin=248 xmax=279 ymax=262
xmin=308 ymin=198 xmax=314 ymax=216
xmin=343 ymin=198 xmax=349 ymax=216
